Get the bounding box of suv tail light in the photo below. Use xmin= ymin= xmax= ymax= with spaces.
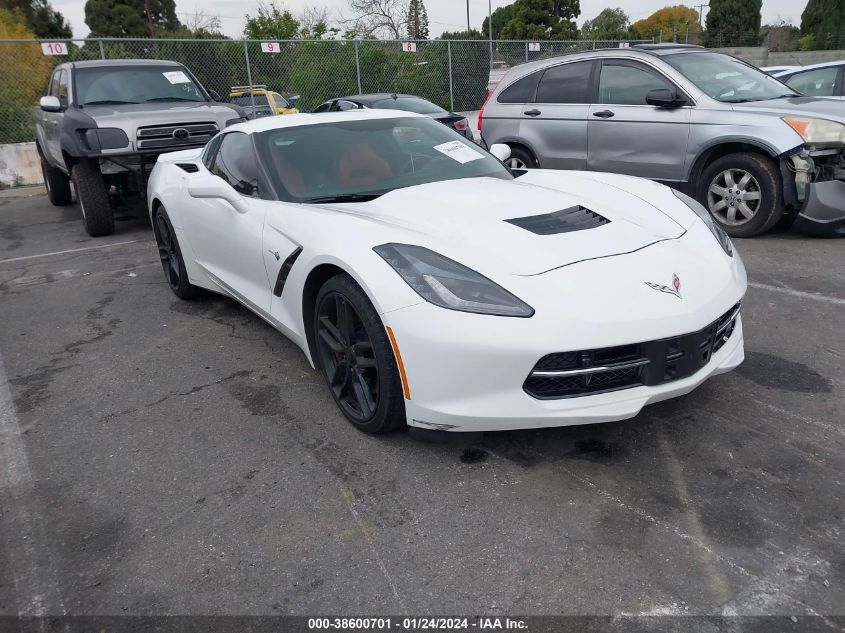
xmin=477 ymin=82 xmax=499 ymax=132
xmin=453 ymin=118 xmax=469 ymax=131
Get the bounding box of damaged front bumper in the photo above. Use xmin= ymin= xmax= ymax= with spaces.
xmin=788 ymin=148 xmax=845 ymax=237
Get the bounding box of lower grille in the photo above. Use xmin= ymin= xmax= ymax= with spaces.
xmin=524 ymin=302 xmax=741 ymax=399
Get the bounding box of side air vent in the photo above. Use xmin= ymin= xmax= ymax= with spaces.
xmin=505 ymin=206 xmax=610 ymax=235
xmin=176 ymin=163 xmax=199 ymax=173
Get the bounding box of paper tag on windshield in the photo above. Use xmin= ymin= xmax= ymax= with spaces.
xmin=163 ymin=71 xmax=191 ymax=84
xmin=433 ymin=141 xmax=483 ymax=164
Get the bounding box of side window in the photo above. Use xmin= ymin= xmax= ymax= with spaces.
xmin=210 ymin=132 xmax=260 ymax=197
xmin=598 ymin=63 xmax=671 ymax=105
xmin=273 ymin=93 xmax=289 ymax=108
xmin=535 ymin=61 xmax=594 ymax=104
xmin=335 ymin=100 xmax=359 ymax=111
xmin=497 ymin=72 xmax=541 ymax=104
xmin=785 ymin=67 xmax=839 ymax=97
xmin=48 ymin=70 xmax=61 ymax=97
xmin=313 ymin=102 xmax=331 ymax=112
xmin=202 ymin=134 xmax=223 ymax=169
xmin=57 ymin=70 xmax=69 ymax=107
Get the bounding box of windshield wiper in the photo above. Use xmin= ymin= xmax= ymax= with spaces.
xmin=81 ymin=99 xmax=139 ymax=106
xmin=302 ymin=192 xmax=386 ymax=204
xmin=142 ymin=96 xmax=202 ymax=102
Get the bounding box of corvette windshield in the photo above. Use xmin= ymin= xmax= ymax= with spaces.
xmin=663 ymin=52 xmax=798 ymax=103
xmin=256 ymin=117 xmax=511 ymax=202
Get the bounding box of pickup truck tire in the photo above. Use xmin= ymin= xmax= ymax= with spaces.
xmin=697 ymin=153 xmax=783 ymax=238
xmin=72 ymin=160 xmax=114 ymax=237
xmin=41 ymin=157 xmax=73 ymax=206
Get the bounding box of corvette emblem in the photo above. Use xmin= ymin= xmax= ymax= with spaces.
xmin=645 ymin=273 xmax=682 ymax=299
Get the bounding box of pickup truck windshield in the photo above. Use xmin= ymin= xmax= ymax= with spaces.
xmin=75 ymin=66 xmax=207 ymax=106
xmin=663 ymin=52 xmax=798 ymax=103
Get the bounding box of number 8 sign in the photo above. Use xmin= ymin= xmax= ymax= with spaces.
xmin=402 ymin=42 xmax=417 ymax=53
xmin=261 ymin=42 xmax=280 ymax=53
xmin=41 ymin=42 xmax=67 ymax=55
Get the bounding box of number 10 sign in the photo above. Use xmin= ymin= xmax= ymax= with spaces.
xmin=41 ymin=42 xmax=67 ymax=55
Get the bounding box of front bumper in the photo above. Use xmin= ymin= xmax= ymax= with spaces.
xmin=794 ymin=180 xmax=845 ymax=237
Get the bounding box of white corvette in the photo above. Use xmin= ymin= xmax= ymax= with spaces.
xmin=147 ymin=110 xmax=746 ymax=433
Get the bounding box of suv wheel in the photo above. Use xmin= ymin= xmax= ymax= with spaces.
xmin=41 ymin=157 xmax=73 ymax=206
xmin=697 ymin=153 xmax=783 ymax=238
xmin=71 ymin=160 xmax=114 ymax=237
xmin=505 ymin=146 xmax=538 ymax=170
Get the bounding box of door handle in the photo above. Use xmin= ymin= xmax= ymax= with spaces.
xmin=592 ymin=110 xmax=615 ymax=119
xmin=524 ymin=109 xmax=542 ymax=117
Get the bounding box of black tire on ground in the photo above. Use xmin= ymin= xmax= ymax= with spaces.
xmin=71 ymin=160 xmax=114 ymax=237
xmin=153 ymin=205 xmax=200 ymax=300
xmin=506 ymin=146 xmax=539 ymax=170
xmin=40 ymin=156 xmax=72 ymax=206
xmin=314 ymin=274 xmax=407 ymax=434
xmin=697 ymin=152 xmax=784 ymax=238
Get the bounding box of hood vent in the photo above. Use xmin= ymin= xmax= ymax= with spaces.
xmin=176 ymin=163 xmax=199 ymax=173
xmin=505 ymin=206 xmax=610 ymax=235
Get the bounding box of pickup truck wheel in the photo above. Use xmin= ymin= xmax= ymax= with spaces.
xmin=71 ymin=160 xmax=114 ymax=237
xmin=697 ymin=153 xmax=783 ymax=238
xmin=41 ymin=157 xmax=72 ymax=206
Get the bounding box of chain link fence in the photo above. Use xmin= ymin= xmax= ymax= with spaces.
xmin=0 ymin=37 xmax=655 ymax=145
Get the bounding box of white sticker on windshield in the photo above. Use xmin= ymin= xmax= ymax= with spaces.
xmin=433 ymin=140 xmax=484 ymax=164
xmin=163 ymin=71 xmax=191 ymax=84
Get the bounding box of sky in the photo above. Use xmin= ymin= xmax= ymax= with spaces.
xmin=52 ymin=0 xmax=808 ymax=40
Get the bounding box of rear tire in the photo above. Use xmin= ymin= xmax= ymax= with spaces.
xmin=71 ymin=160 xmax=114 ymax=237
xmin=697 ymin=152 xmax=783 ymax=238
xmin=314 ymin=274 xmax=406 ymax=434
xmin=41 ymin=157 xmax=72 ymax=206
xmin=506 ymin=146 xmax=538 ymax=170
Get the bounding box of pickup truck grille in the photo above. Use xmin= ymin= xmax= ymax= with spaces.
xmin=136 ymin=122 xmax=218 ymax=150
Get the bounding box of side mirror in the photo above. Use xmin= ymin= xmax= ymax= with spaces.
xmin=489 ymin=143 xmax=511 ymax=163
xmin=208 ymin=89 xmax=221 ymax=101
xmin=40 ymin=96 xmax=62 ymax=112
xmin=188 ymin=175 xmax=249 ymax=214
xmin=646 ymin=88 xmax=687 ymax=108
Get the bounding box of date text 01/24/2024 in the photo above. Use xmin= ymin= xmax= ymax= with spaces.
xmin=307 ymin=617 xmax=529 ymax=630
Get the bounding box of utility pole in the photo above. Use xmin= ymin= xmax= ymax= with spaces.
xmin=466 ymin=0 xmax=470 ymax=31
xmin=488 ymin=0 xmax=493 ymax=70
xmin=694 ymin=3 xmax=708 ymax=29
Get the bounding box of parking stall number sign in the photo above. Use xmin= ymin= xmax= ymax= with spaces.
xmin=41 ymin=42 xmax=67 ymax=55
xmin=528 ymin=42 xmax=541 ymax=52
xmin=402 ymin=42 xmax=417 ymax=52
xmin=261 ymin=42 xmax=280 ymax=53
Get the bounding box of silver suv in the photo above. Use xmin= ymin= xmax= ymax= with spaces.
xmin=479 ymin=45 xmax=845 ymax=237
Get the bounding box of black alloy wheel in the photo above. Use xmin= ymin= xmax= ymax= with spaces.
xmin=153 ymin=207 xmax=198 ymax=300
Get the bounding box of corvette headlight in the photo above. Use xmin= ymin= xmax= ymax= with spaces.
xmin=782 ymin=117 xmax=845 ymax=144
xmin=373 ymin=243 xmax=534 ymax=317
xmin=672 ymin=190 xmax=733 ymax=257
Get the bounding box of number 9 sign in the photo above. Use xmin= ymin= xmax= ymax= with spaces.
xmin=261 ymin=42 xmax=280 ymax=53
xmin=41 ymin=42 xmax=67 ymax=55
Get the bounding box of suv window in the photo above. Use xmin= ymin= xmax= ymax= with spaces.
xmin=535 ymin=61 xmax=594 ymax=104
xmin=784 ymin=67 xmax=839 ymax=97
xmin=210 ymin=132 xmax=260 ymax=196
xmin=498 ymin=72 xmax=541 ymax=103
xmin=599 ymin=63 xmax=671 ymax=105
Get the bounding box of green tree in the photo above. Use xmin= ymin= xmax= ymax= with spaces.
xmin=243 ymin=1 xmax=300 ymax=39
xmin=499 ymin=0 xmax=579 ymax=40
xmin=704 ymin=0 xmax=762 ymax=47
xmin=632 ymin=6 xmax=700 ymax=42
xmin=406 ymin=0 xmax=428 ymax=39
xmin=481 ymin=4 xmax=513 ymax=39
xmin=800 ymin=0 xmax=845 ymax=50
xmin=0 ymin=0 xmax=71 ymax=37
xmin=580 ymin=7 xmax=630 ymax=40
xmin=83 ymin=0 xmax=180 ymax=37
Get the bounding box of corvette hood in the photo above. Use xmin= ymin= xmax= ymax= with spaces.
xmin=337 ymin=171 xmax=687 ymax=276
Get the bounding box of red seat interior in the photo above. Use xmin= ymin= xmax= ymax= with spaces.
xmin=275 ymin=159 xmax=305 ymax=194
xmin=336 ymin=144 xmax=393 ymax=188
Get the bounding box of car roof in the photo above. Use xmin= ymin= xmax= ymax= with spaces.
xmin=70 ymin=59 xmax=184 ymax=69
xmin=227 ymin=108 xmax=427 ymax=134
xmin=774 ymin=60 xmax=845 ymax=76
xmin=327 ymin=93 xmax=430 ymax=105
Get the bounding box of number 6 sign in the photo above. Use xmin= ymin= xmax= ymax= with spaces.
xmin=260 ymin=42 xmax=280 ymax=53
xmin=41 ymin=42 xmax=67 ymax=55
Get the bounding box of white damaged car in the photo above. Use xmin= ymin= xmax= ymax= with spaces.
xmin=147 ymin=109 xmax=746 ymax=433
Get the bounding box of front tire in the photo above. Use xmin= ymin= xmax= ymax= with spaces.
xmin=153 ymin=206 xmax=199 ymax=300
xmin=71 ymin=159 xmax=114 ymax=237
xmin=697 ymin=153 xmax=783 ymax=238
xmin=41 ymin=157 xmax=72 ymax=206
xmin=314 ymin=274 xmax=406 ymax=434
xmin=506 ymin=146 xmax=538 ymax=170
